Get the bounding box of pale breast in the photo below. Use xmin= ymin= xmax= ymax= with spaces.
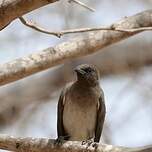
xmin=63 ymin=93 xmax=98 ymax=141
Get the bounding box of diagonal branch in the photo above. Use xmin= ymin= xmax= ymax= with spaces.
xmin=0 ymin=9 xmax=152 ymax=86
xmin=0 ymin=134 xmax=151 ymax=152
xmin=0 ymin=0 xmax=59 ymax=30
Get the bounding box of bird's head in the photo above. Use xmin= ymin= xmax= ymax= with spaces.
xmin=74 ymin=64 xmax=99 ymax=87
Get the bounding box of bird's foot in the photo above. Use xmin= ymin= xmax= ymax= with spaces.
xmin=54 ymin=135 xmax=70 ymax=146
xmin=82 ymin=138 xmax=94 ymax=148
xmin=54 ymin=136 xmax=65 ymax=146
xmin=92 ymin=142 xmax=99 ymax=150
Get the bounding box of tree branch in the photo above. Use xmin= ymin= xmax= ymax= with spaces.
xmin=19 ymin=16 xmax=152 ymax=38
xmin=0 ymin=134 xmax=151 ymax=152
xmin=19 ymin=16 xmax=114 ymax=37
xmin=0 ymin=0 xmax=59 ymax=30
xmin=68 ymin=0 xmax=95 ymax=12
xmin=0 ymin=9 xmax=152 ymax=86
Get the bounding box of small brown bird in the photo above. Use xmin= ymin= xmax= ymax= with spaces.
xmin=57 ymin=64 xmax=106 ymax=142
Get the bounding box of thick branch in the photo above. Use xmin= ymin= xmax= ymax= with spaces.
xmin=0 ymin=9 xmax=152 ymax=86
xmin=0 ymin=0 xmax=59 ymax=30
xmin=0 ymin=134 xmax=151 ymax=152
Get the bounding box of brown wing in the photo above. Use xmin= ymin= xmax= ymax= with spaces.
xmin=94 ymin=91 xmax=106 ymax=142
xmin=57 ymin=88 xmax=69 ymax=139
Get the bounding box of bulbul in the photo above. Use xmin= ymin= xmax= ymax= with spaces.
xmin=57 ymin=64 xmax=106 ymax=142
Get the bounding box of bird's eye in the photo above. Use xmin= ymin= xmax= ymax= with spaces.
xmin=84 ymin=68 xmax=92 ymax=73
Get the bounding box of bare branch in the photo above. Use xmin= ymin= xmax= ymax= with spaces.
xmin=68 ymin=0 xmax=95 ymax=12
xmin=19 ymin=16 xmax=113 ymax=37
xmin=19 ymin=17 xmax=63 ymax=38
xmin=0 ymin=0 xmax=59 ymax=30
xmin=19 ymin=16 xmax=152 ymax=38
xmin=0 ymin=9 xmax=152 ymax=86
xmin=0 ymin=134 xmax=151 ymax=152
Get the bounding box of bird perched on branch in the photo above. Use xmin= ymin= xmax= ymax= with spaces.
xmin=57 ymin=64 xmax=106 ymax=143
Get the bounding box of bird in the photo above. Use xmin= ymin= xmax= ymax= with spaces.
xmin=57 ymin=64 xmax=106 ymax=143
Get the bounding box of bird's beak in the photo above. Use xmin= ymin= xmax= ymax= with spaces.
xmin=74 ymin=69 xmax=86 ymax=75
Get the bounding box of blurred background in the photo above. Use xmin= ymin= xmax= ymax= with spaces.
xmin=0 ymin=0 xmax=152 ymax=149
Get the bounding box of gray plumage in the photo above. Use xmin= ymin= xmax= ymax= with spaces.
xmin=57 ymin=64 xmax=106 ymax=142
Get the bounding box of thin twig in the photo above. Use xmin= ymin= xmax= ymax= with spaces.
xmin=19 ymin=16 xmax=152 ymax=38
xmin=19 ymin=16 xmax=113 ymax=38
xmin=19 ymin=17 xmax=61 ymax=37
xmin=68 ymin=0 xmax=95 ymax=12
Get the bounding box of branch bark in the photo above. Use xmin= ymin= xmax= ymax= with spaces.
xmin=0 ymin=9 xmax=152 ymax=86
xmin=0 ymin=0 xmax=59 ymax=30
xmin=0 ymin=134 xmax=151 ymax=152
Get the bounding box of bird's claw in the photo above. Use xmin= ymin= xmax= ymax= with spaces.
xmin=54 ymin=136 xmax=65 ymax=146
xmin=54 ymin=135 xmax=70 ymax=146
xmin=92 ymin=142 xmax=98 ymax=149
xmin=81 ymin=139 xmax=94 ymax=148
